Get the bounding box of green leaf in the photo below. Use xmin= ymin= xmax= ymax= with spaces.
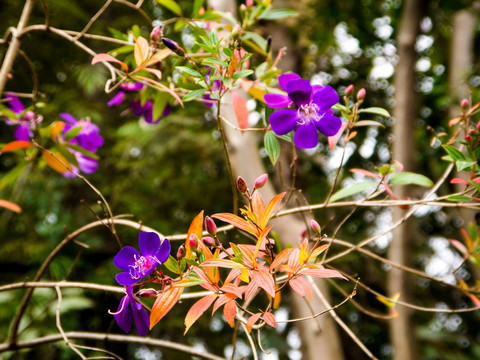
xmin=156 ymin=0 xmax=182 ymax=16
xmin=259 ymin=9 xmax=299 ymax=20
xmin=0 ymin=161 xmax=29 ymax=191
xmin=329 ymin=181 xmax=379 ymax=203
xmin=164 ymin=255 xmax=180 ymax=274
xmin=353 ymin=120 xmax=385 ymax=128
xmin=467 ymin=180 xmax=480 ymax=194
xmin=264 ymin=131 xmax=280 ymax=165
xmin=447 ymin=195 xmax=472 ymax=202
xmin=63 ymin=126 xmax=83 ymax=142
xmin=358 ymin=107 xmax=391 ymax=118
xmin=242 ymin=32 xmax=267 ymax=52
xmin=64 ymin=144 xmax=99 ymax=160
xmin=232 ymin=69 xmax=254 ymax=79
xmin=389 ymin=172 xmax=434 ymax=187
xmin=176 ymin=66 xmax=202 ymax=78
xmin=203 ymin=58 xmax=228 ymax=67
xmin=223 ymin=47 xmax=233 ymax=58
xmin=183 ymin=89 xmax=206 ymax=102
xmin=456 ymin=160 xmax=476 ymax=171
xmin=442 ymin=145 xmax=468 ymax=162
xmin=192 ymin=0 xmax=205 ymax=16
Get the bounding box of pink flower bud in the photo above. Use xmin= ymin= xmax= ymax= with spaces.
xmin=254 ymin=174 xmax=268 ymax=189
xmin=150 ymin=26 xmax=162 ymax=43
xmin=345 ymin=84 xmax=354 ymax=97
xmin=357 ymin=88 xmax=366 ymax=102
xmin=176 ymin=244 xmax=186 ymax=260
xmin=469 ymin=128 xmax=475 ymax=135
xmin=205 ymin=216 xmax=217 ymax=236
xmin=461 ymin=99 xmax=469 ymax=108
xmin=465 ymin=135 xmax=472 ymax=141
xmin=240 ymin=4 xmax=247 ymax=11
xmin=237 ymin=176 xmax=248 ymax=194
xmin=202 ymin=236 xmax=216 ymax=247
xmin=246 ymin=0 xmax=254 ymax=6
xmin=311 ymin=219 xmax=321 ymax=234
xmin=137 ymin=289 xmax=158 ymax=298
xmin=188 ymin=234 xmax=199 ymax=251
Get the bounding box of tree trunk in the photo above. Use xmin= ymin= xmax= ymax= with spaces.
xmin=388 ymin=0 xmax=426 ymax=359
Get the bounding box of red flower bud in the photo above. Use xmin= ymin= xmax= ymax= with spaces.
xmin=188 ymin=234 xmax=199 ymax=251
xmin=237 ymin=176 xmax=248 ymax=194
xmin=357 ymin=88 xmax=366 ymax=102
xmin=254 ymin=174 xmax=268 ymax=189
xmin=137 ymin=289 xmax=158 ymax=298
xmin=202 ymin=236 xmax=216 ymax=247
xmin=469 ymin=128 xmax=475 ymax=135
xmin=150 ymin=26 xmax=162 ymax=43
xmin=176 ymin=244 xmax=186 ymax=260
xmin=465 ymin=135 xmax=472 ymax=141
xmin=205 ymin=216 xmax=217 ymax=236
xmin=461 ymin=99 xmax=469 ymax=108
xmin=311 ymin=219 xmax=321 ymax=234
xmin=345 ymin=84 xmax=354 ymax=97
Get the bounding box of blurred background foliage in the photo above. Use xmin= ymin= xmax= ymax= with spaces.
xmin=1 ymin=0 xmax=480 ymax=359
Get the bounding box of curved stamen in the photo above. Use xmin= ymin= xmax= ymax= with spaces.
xmin=108 ymin=295 xmax=129 ymax=315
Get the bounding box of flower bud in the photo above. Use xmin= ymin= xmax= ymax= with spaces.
xmin=469 ymin=128 xmax=475 ymax=135
xmin=150 ymin=26 xmax=162 ymax=43
xmin=465 ymin=135 xmax=472 ymax=141
xmin=176 ymin=244 xmax=186 ymax=260
xmin=240 ymin=4 xmax=247 ymax=11
xmin=254 ymin=174 xmax=268 ymax=189
xmin=237 ymin=176 xmax=248 ymax=194
xmin=162 ymin=38 xmax=185 ymax=56
xmin=202 ymin=236 xmax=216 ymax=247
xmin=266 ymin=35 xmax=272 ymax=54
xmin=345 ymin=84 xmax=354 ymax=97
xmin=205 ymin=216 xmax=217 ymax=236
xmin=188 ymin=234 xmax=199 ymax=251
xmin=357 ymin=88 xmax=366 ymax=102
xmin=232 ymin=25 xmax=242 ymax=42
xmin=137 ymin=288 xmax=158 ymax=298
xmin=461 ymin=99 xmax=469 ymax=108
xmin=311 ymin=219 xmax=321 ymax=234
xmin=246 ymin=0 xmax=254 ymax=6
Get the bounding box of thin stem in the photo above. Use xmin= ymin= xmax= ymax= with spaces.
xmin=74 ymin=0 xmax=114 ymax=41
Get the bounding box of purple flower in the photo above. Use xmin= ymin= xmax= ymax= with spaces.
xmin=264 ymin=73 xmax=342 ymax=149
xmin=3 ymin=94 xmax=43 ymax=141
xmin=114 ymin=232 xmax=170 ymax=286
xmin=110 ymin=285 xmax=149 ymax=336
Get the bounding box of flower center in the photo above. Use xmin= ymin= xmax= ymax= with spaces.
xmin=129 ymin=255 xmax=153 ymax=280
xmin=297 ymin=102 xmax=320 ymax=125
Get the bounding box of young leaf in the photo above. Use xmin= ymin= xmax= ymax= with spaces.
xmin=42 ymin=150 xmax=72 ymax=173
xmin=91 ymin=53 xmax=128 ymax=73
xmin=164 ymin=255 xmax=180 ymax=274
xmin=259 ymin=9 xmax=299 ymax=20
xmin=150 ymin=286 xmax=183 ymax=329
xmin=389 ymin=172 xmax=434 ymax=187
xmin=246 ymin=313 xmax=262 ymax=333
xmin=358 ymin=107 xmax=391 ymax=118
xmin=442 ymin=145 xmax=468 ymax=162
xmin=183 ymin=89 xmax=206 ymax=102
xmin=231 ymin=91 xmax=249 ymax=131
xmin=232 ymin=69 xmax=254 ymax=79
xmin=212 ymin=213 xmax=255 ymax=234
xmin=134 ymin=36 xmax=150 ymax=67
xmin=185 ymin=211 xmax=204 ymax=258
xmin=329 ymin=181 xmax=378 ymax=203
xmin=176 ymin=66 xmax=202 ymax=78
xmin=184 ymin=294 xmax=217 ymax=334
xmin=264 ymin=131 xmax=280 ymax=165
xmin=1 ymin=140 xmax=32 ymax=153
xmin=263 ymin=312 xmax=276 ymax=328
xmin=0 ymin=199 xmax=21 ymax=213
xmin=157 ymin=0 xmax=182 ymax=16
xmin=223 ymin=299 xmax=237 ymax=327
xmin=447 ymin=195 xmax=472 ymax=202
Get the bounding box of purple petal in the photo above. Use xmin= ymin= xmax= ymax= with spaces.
xmin=76 ymin=154 xmax=98 ymax=174
xmin=139 ymin=232 xmax=160 ymax=257
xmin=116 ymin=272 xmax=138 ymax=286
xmin=313 ymin=113 xmax=342 ymax=137
xmin=264 ymin=93 xmax=290 ymax=109
xmin=14 ymin=123 xmax=31 ymax=141
xmin=120 ymin=82 xmax=144 ymax=92
xmin=278 ymin=73 xmax=301 ymax=91
xmin=156 ymin=238 xmax=171 ymax=264
xmin=114 ymin=246 xmax=140 ymax=270
xmin=312 ymin=86 xmax=339 ymax=111
xmin=269 ymin=109 xmax=298 ymax=135
xmin=108 ymin=92 xmax=126 ymax=106
xmin=6 ymin=94 xmax=25 ymax=113
xmin=130 ymin=99 xmax=148 ymax=116
xmin=114 ymin=295 xmax=132 ymax=333
xmin=286 ymin=79 xmax=312 ymax=107
xmin=132 ymin=303 xmax=150 ymax=336
xmin=59 ymin=113 xmax=77 ymax=124
xmin=293 ymin=121 xmax=319 ymax=149
xmin=142 ymin=104 xmax=154 ymax=124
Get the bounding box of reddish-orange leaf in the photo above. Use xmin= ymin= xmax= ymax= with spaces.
xmin=91 ymin=53 xmax=129 ymax=73
xmin=134 ymin=36 xmax=150 ymax=67
xmin=270 ymin=248 xmax=293 ymax=270
xmin=350 ymin=168 xmax=381 ymax=178
xmin=253 ymin=225 xmax=272 ymax=260
xmin=261 ymin=192 xmax=286 ymax=228
xmin=244 ymin=279 xmax=259 ymax=300
xmin=263 ymin=312 xmax=276 ymax=328
xmin=252 ymin=269 xmax=275 ymax=298
xmin=144 ymin=67 xmax=162 ymax=80
xmin=1 ymin=140 xmax=32 ymax=153
xmin=212 ymin=213 xmax=256 ymax=234
xmin=212 ymin=293 xmax=235 ymax=314
xmin=237 ymin=244 xmax=255 ymax=267
xmin=225 ymin=268 xmax=241 ymax=284
xmin=468 ymin=293 xmax=480 ymax=307
xmin=273 ymin=284 xmax=281 ymax=309
xmin=251 ymin=191 xmax=265 ymax=225
xmin=185 ymin=211 xmax=204 ymax=258
xmin=300 ymin=264 xmax=347 ymax=280
xmin=231 ymin=91 xmax=249 ymax=132
xmin=223 ymin=300 xmax=237 ymax=327
xmin=345 ymin=131 xmax=357 ymax=143
xmin=42 ymin=150 xmax=72 ymax=173
xmin=219 ymin=283 xmax=244 ymax=298
xmin=246 ymin=313 xmax=262 ymax=333
xmin=449 ymin=239 xmax=468 ymax=258
xmin=184 ymin=293 xmax=218 ymax=334
xmin=460 ymin=228 xmax=474 ymax=252
xmin=451 ymin=178 xmax=469 ymax=185
xmin=309 ymin=244 xmax=329 ymax=260
xmin=201 ymin=259 xmax=246 ymax=269
xmin=448 ymin=117 xmax=462 ymax=127
xmin=287 ymin=248 xmax=300 ymax=274
xmin=328 ymin=122 xmax=347 ymax=150
xmin=0 ymin=199 xmax=21 ymax=213
xmin=150 ymin=286 xmax=183 ymax=329
xmin=289 ymin=276 xmax=312 ymax=300
xmin=51 ymin=121 xmax=65 ymax=138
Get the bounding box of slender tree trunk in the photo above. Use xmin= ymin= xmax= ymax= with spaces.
xmin=388 ymin=0 xmax=426 ymax=359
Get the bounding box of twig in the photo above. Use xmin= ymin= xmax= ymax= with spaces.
xmin=239 ymin=322 xmax=258 ymax=360
xmin=74 ymin=0 xmax=114 ymax=41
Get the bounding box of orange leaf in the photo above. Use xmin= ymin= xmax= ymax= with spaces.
xmin=223 ymin=300 xmax=237 ymax=327
xmin=468 ymin=293 xmax=480 ymax=307
xmin=42 ymin=150 xmax=72 ymax=173
xmin=287 ymin=248 xmax=301 ymax=273
xmin=300 ymin=264 xmax=347 ymax=280
xmin=185 ymin=211 xmax=204 ymax=258
xmin=144 ymin=67 xmax=162 ymax=80
xmin=150 ymin=286 xmax=183 ymax=329
xmin=328 ymin=122 xmax=347 ymax=150
xmin=201 ymin=259 xmax=246 ymax=269
xmin=212 ymin=213 xmax=256 ymax=234
xmin=309 ymin=244 xmax=329 ymax=260
xmin=134 ymin=36 xmax=150 ymax=67
xmin=219 ymin=283 xmax=244 ymax=298
xmin=253 ymin=225 xmax=272 ymax=261
xmin=289 ymin=276 xmax=312 ymax=300
xmin=261 ymin=192 xmax=285 ymax=228
xmin=263 ymin=312 xmax=276 ymax=328
xmin=0 ymin=199 xmax=21 ymax=213
xmin=448 ymin=117 xmax=462 ymax=127
xmin=252 ymin=269 xmax=275 ymax=298
xmin=91 ymin=53 xmax=128 ymax=73
xmin=270 ymin=248 xmax=293 ymax=270
xmin=345 ymin=131 xmax=357 ymax=143
xmin=51 ymin=121 xmax=65 ymax=138
xmin=244 ymin=279 xmax=259 ymax=299
xmin=1 ymin=140 xmax=32 ymax=153
xmin=184 ymin=293 xmax=218 ymax=334
xmin=251 ymin=191 xmax=265 ymax=225
xmin=350 ymin=168 xmax=381 ymax=178
xmin=231 ymin=91 xmax=249 ymax=132
xmin=246 ymin=313 xmax=262 ymax=333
